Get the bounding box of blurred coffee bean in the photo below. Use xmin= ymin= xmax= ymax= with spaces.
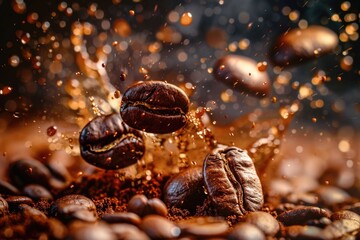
xmin=305 ymin=217 xmax=332 ymax=228
xmin=243 ymin=211 xmax=279 ymax=236
xmin=48 ymin=218 xmax=68 ymax=240
xmin=178 ymin=216 xmax=229 ymax=238
xmin=146 ymin=198 xmax=168 ymax=217
xmin=203 ymin=147 xmax=263 ymax=216
xmin=50 ymin=194 xmax=98 ymax=222
xmin=120 ymin=81 xmax=190 ymax=134
xmin=343 ymin=202 xmax=360 ymax=215
xmin=8 ymin=158 xmax=53 ymax=188
xmin=164 ymin=166 xmax=205 ymax=211
xmin=277 ymin=206 xmax=331 ymax=226
xmin=323 ymin=219 xmax=360 ymax=239
xmin=284 ymin=192 xmax=319 ymax=206
xmin=213 ymin=54 xmax=270 ymax=98
xmin=316 ymin=186 xmax=351 ymax=206
xmin=18 ymin=203 xmax=48 ymax=224
xmin=227 ymin=222 xmax=266 ymax=240
xmin=331 ymin=210 xmax=360 ymax=223
xmin=270 ymin=25 xmax=338 ymax=67
xmin=6 ymin=196 xmax=34 ymax=209
xmin=0 ymin=197 xmax=9 ymax=216
xmin=23 ymin=184 xmax=53 ymax=201
xmin=283 ymin=225 xmax=324 ymax=240
xmin=140 ymin=215 xmax=181 ymax=239
xmin=110 ymin=223 xmax=150 ymax=240
xmin=0 ymin=179 xmax=20 ymax=195
xmin=101 ymin=212 xmax=141 ymax=226
xmin=127 ymin=194 xmax=148 ymax=217
xmin=46 ymin=158 xmax=72 ymax=183
xmin=68 ymin=221 xmax=116 ymax=240
xmin=80 ymin=113 xmax=145 ymax=170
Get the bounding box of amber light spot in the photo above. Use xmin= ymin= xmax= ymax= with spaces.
xmin=180 ymin=12 xmax=193 ymax=26
xmin=257 ymin=61 xmax=268 ymax=72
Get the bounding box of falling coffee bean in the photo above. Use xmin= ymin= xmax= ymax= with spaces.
xmin=213 ymin=54 xmax=270 ymax=97
xmin=270 ymin=25 xmax=338 ymax=67
xmin=79 ymin=113 xmax=145 ymax=170
xmin=203 ymin=146 xmax=263 ymax=216
xmin=120 ymin=81 xmax=190 ymax=134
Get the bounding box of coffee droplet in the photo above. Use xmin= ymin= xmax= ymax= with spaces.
xmin=213 ymin=55 xmax=270 ymax=98
xmin=180 ymin=12 xmax=193 ymax=26
xmin=270 ymin=25 xmax=338 ymax=67
xmin=257 ymin=61 xmax=268 ymax=72
xmin=47 ymin=126 xmax=57 ymax=137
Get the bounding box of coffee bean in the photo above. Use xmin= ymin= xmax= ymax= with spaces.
xmin=120 ymin=81 xmax=190 ymax=134
xmin=284 ymin=192 xmax=319 ymax=206
xmin=283 ymin=225 xmax=324 ymax=240
xmin=146 ymin=198 xmax=168 ymax=217
xmin=0 ymin=179 xmax=20 ymax=195
xmin=243 ymin=211 xmax=279 ymax=236
xmin=50 ymin=194 xmax=98 ymax=222
xmin=203 ymin=147 xmax=263 ymax=216
xmin=164 ymin=166 xmax=205 ymax=211
xmin=8 ymin=158 xmax=53 ymax=188
xmin=213 ymin=55 xmax=270 ymax=97
xmin=68 ymin=221 xmax=116 ymax=240
xmin=48 ymin=218 xmax=68 ymax=240
xmin=178 ymin=216 xmax=229 ymax=238
xmin=277 ymin=206 xmax=331 ymax=226
xmin=23 ymin=184 xmax=53 ymax=201
xmin=305 ymin=217 xmax=332 ymax=228
xmin=323 ymin=219 xmax=360 ymax=239
xmin=127 ymin=194 xmax=148 ymax=217
xmin=0 ymin=197 xmax=9 ymax=216
xmin=6 ymin=196 xmax=34 ymax=209
xmin=228 ymin=222 xmax=266 ymax=240
xmin=79 ymin=113 xmax=145 ymax=170
xmin=270 ymin=25 xmax=338 ymax=67
xmin=18 ymin=203 xmax=48 ymax=225
xmin=101 ymin=212 xmax=141 ymax=226
xmin=343 ymin=202 xmax=360 ymax=215
xmin=315 ymin=186 xmax=351 ymax=206
xmin=331 ymin=210 xmax=360 ymax=223
xmin=110 ymin=223 xmax=150 ymax=240
xmin=140 ymin=215 xmax=181 ymax=239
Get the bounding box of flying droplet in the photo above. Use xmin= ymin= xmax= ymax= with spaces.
xmin=257 ymin=61 xmax=268 ymax=72
xmin=47 ymin=126 xmax=57 ymax=137
xmin=180 ymin=12 xmax=193 ymax=26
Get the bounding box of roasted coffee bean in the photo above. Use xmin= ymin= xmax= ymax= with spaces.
xmin=127 ymin=194 xmax=148 ymax=217
xmin=46 ymin=152 xmax=72 ymax=183
xmin=305 ymin=217 xmax=332 ymax=228
xmin=164 ymin=166 xmax=205 ymax=211
xmin=110 ymin=223 xmax=150 ymax=240
xmin=140 ymin=215 xmax=181 ymax=239
xmin=203 ymin=147 xmax=263 ymax=216
xmin=178 ymin=217 xmax=229 ymax=238
xmin=284 ymin=192 xmax=319 ymax=206
xmin=315 ymin=186 xmax=351 ymax=206
xmin=243 ymin=211 xmax=279 ymax=236
xmin=0 ymin=197 xmax=9 ymax=216
xmin=48 ymin=218 xmax=68 ymax=240
xmin=68 ymin=221 xmax=116 ymax=240
xmin=323 ymin=219 xmax=360 ymax=239
xmin=79 ymin=113 xmax=145 ymax=170
xmin=101 ymin=212 xmax=141 ymax=226
xmin=50 ymin=194 xmax=98 ymax=222
xmin=283 ymin=225 xmax=324 ymax=240
xmin=270 ymin=25 xmax=338 ymax=67
xmin=0 ymin=179 xmax=20 ymax=195
xmin=146 ymin=198 xmax=168 ymax=217
xmin=18 ymin=203 xmax=48 ymax=224
xmin=277 ymin=206 xmax=331 ymax=226
xmin=228 ymin=222 xmax=266 ymax=240
xmin=6 ymin=196 xmax=34 ymax=209
xmin=8 ymin=158 xmax=53 ymax=188
xmin=331 ymin=210 xmax=360 ymax=223
xmin=343 ymin=202 xmax=360 ymax=215
xmin=120 ymin=81 xmax=190 ymax=134
xmin=23 ymin=184 xmax=53 ymax=201
xmin=213 ymin=54 xmax=270 ymax=97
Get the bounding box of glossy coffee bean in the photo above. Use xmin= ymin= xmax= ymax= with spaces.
xmin=0 ymin=197 xmax=9 ymax=216
xmin=18 ymin=203 xmax=48 ymax=224
xmin=146 ymin=198 xmax=168 ymax=217
xmin=270 ymin=25 xmax=338 ymax=67
xmin=120 ymin=81 xmax=190 ymax=134
xmin=140 ymin=215 xmax=181 ymax=239
xmin=23 ymin=184 xmax=53 ymax=201
xmin=127 ymin=194 xmax=148 ymax=217
xmin=243 ymin=211 xmax=279 ymax=236
xmin=203 ymin=147 xmax=263 ymax=216
xmin=315 ymin=186 xmax=351 ymax=206
xmin=277 ymin=206 xmax=331 ymax=226
xmin=80 ymin=113 xmax=145 ymax=170
xmin=0 ymin=179 xmax=20 ymax=195
xmin=213 ymin=54 xmax=270 ymax=97
xmin=101 ymin=212 xmax=141 ymax=226
xmin=178 ymin=216 xmax=229 ymax=238
xmin=164 ymin=166 xmax=205 ymax=211
xmin=50 ymin=194 xmax=98 ymax=222
xmin=331 ymin=210 xmax=360 ymax=223
xmin=5 ymin=196 xmax=34 ymax=209
xmin=110 ymin=223 xmax=150 ymax=240
xmin=228 ymin=222 xmax=266 ymax=240
xmin=323 ymin=219 xmax=360 ymax=239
